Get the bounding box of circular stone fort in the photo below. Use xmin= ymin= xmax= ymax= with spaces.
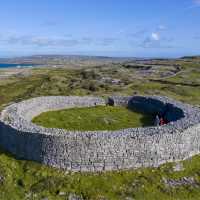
xmin=0 ymin=95 xmax=200 ymax=172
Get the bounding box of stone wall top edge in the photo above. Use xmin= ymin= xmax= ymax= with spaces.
xmin=1 ymin=95 xmax=200 ymax=138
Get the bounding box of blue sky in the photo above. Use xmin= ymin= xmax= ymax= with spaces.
xmin=0 ymin=0 xmax=200 ymax=58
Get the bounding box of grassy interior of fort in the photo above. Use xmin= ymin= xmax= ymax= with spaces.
xmin=0 ymin=56 xmax=200 ymax=199
xmin=32 ymin=106 xmax=154 ymax=131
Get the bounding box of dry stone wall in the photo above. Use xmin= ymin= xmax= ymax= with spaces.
xmin=0 ymin=95 xmax=200 ymax=172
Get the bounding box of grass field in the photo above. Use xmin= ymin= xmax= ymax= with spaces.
xmin=32 ymin=106 xmax=154 ymax=131
xmin=0 ymin=57 xmax=200 ymax=200
xmin=1 ymin=147 xmax=200 ymax=200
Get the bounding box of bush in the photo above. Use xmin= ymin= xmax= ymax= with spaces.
xmin=82 ymin=81 xmax=100 ymax=92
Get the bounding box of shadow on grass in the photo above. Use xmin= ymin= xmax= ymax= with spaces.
xmin=0 ymin=146 xmax=14 ymax=158
xmin=127 ymin=107 xmax=154 ymax=127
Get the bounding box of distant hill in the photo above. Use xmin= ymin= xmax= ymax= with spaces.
xmin=0 ymin=55 xmax=135 ymax=65
xmin=180 ymin=55 xmax=200 ymax=60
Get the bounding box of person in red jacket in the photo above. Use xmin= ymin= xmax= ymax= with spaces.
xmin=155 ymin=114 xmax=168 ymax=126
xmin=159 ymin=117 xmax=165 ymax=125
xmin=159 ymin=117 xmax=168 ymax=125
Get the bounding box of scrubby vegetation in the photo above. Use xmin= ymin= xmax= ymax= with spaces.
xmin=32 ymin=106 xmax=153 ymax=131
xmin=1 ymin=147 xmax=200 ymax=200
xmin=0 ymin=56 xmax=200 ymax=199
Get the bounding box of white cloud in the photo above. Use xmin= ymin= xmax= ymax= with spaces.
xmin=187 ymin=0 xmax=200 ymax=9
xmin=194 ymin=0 xmax=200 ymax=5
xmin=0 ymin=33 xmax=118 ymax=48
xmin=140 ymin=29 xmax=174 ymax=49
xmin=158 ymin=25 xmax=167 ymax=31
xmin=151 ymin=32 xmax=160 ymax=41
xmin=193 ymin=35 xmax=200 ymax=39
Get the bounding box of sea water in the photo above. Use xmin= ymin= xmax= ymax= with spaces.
xmin=0 ymin=63 xmax=38 ymax=68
